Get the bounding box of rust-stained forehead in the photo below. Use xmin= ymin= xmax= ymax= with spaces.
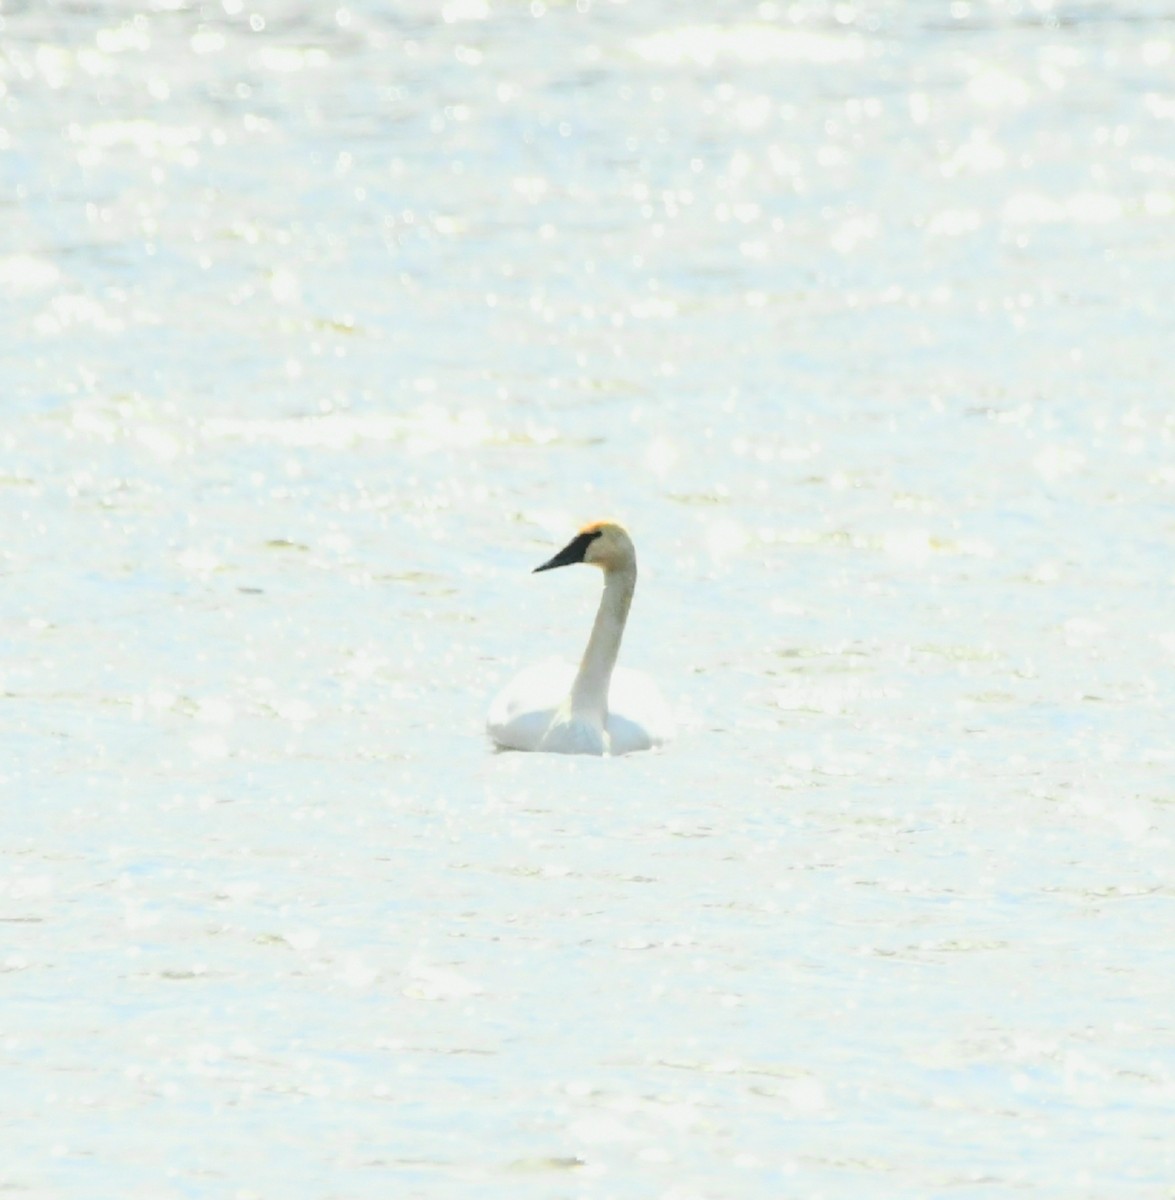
xmin=578 ymin=519 xmax=623 ymax=536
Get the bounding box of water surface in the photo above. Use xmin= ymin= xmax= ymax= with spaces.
xmin=3 ymin=1 xmax=1175 ymax=1196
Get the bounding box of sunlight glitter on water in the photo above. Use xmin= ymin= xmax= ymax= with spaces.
xmin=2 ymin=0 xmax=1174 ymax=1196
xmin=630 ymin=25 xmax=868 ymax=66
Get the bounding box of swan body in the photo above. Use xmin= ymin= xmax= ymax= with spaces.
xmin=487 ymin=522 xmax=673 ymax=756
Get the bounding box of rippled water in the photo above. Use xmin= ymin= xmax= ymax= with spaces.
xmin=3 ymin=1 xmax=1175 ymax=1196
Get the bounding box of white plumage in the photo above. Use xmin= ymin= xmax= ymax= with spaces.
xmin=486 ymin=522 xmax=674 ymax=756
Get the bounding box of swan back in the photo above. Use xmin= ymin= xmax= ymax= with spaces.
xmin=487 ymin=659 xmax=674 ymax=755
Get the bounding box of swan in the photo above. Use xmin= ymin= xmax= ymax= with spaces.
xmin=486 ymin=521 xmax=674 ymax=756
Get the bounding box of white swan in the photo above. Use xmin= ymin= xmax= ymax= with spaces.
xmin=487 ymin=521 xmax=674 ymax=756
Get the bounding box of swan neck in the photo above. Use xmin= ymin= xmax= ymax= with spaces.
xmin=570 ymin=563 xmax=635 ymax=722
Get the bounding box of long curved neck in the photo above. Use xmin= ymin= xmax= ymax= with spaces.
xmin=569 ymin=563 xmax=636 ymax=724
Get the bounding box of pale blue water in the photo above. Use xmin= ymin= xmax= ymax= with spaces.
xmin=3 ymin=2 xmax=1175 ymax=1197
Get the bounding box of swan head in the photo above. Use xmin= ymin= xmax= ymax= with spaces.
xmin=533 ymin=520 xmax=635 ymax=575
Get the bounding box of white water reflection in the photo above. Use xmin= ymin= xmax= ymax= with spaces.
xmin=3 ymin=1 xmax=1175 ymax=1197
